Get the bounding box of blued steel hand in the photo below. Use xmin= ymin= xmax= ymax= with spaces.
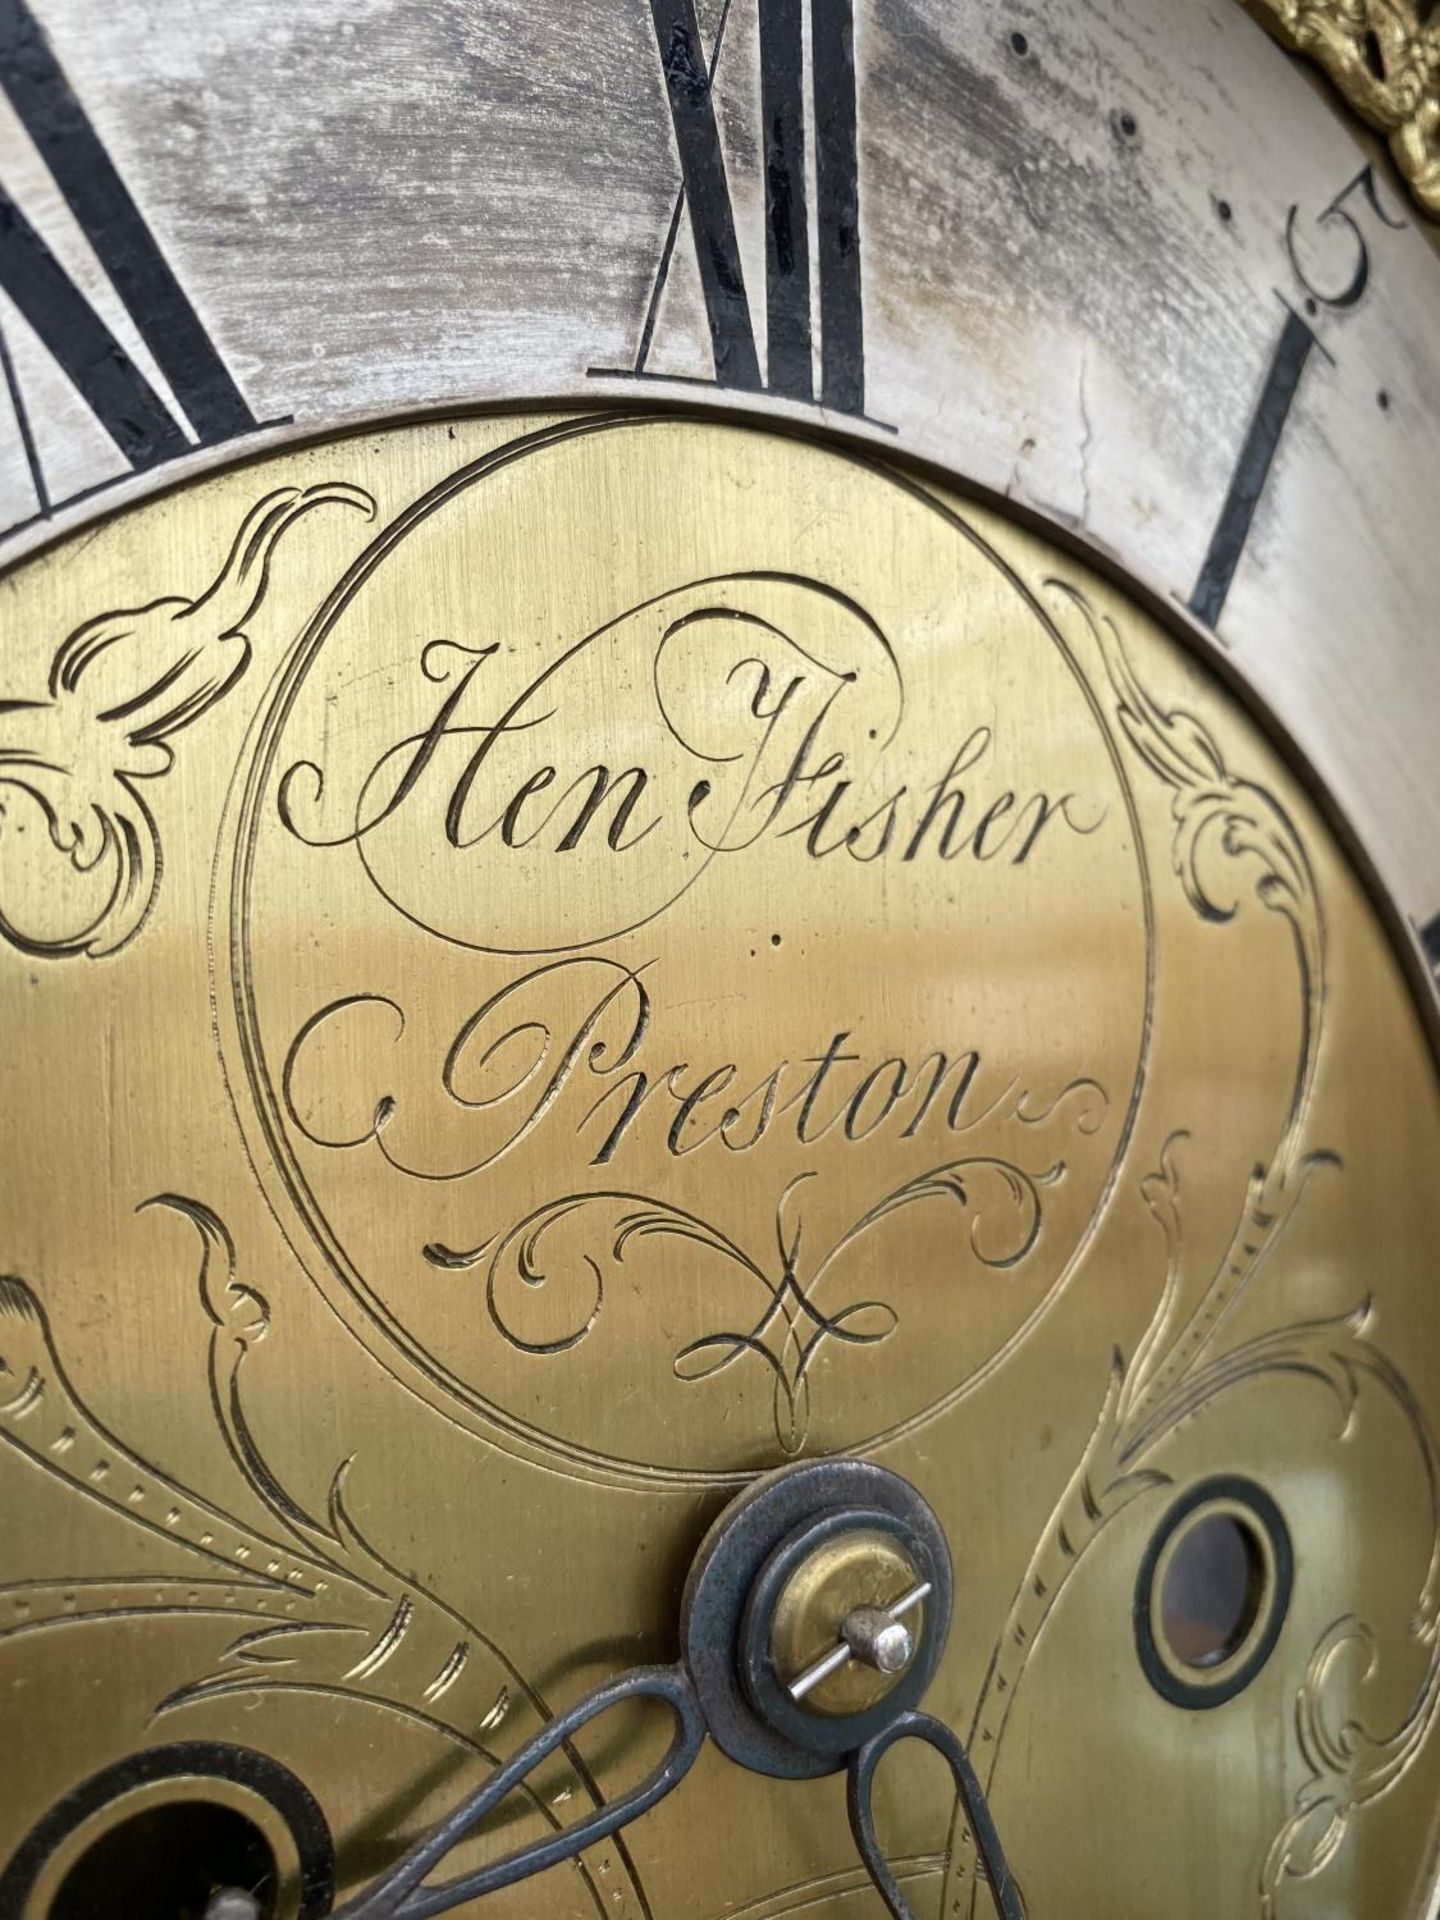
xmin=204 ymin=1672 xmax=1019 ymax=1920
xmin=203 ymin=1460 xmax=1021 ymax=1920
xmin=848 ymin=1710 xmax=1024 ymax=1920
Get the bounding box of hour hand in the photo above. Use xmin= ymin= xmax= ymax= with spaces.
xmin=328 ymin=1666 xmax=704 ymax=1920
xmin=207 ymin=1460 xmax=1020 ymax=1920
xmin=848 ymin=1710 xmax=1023 ymax=1920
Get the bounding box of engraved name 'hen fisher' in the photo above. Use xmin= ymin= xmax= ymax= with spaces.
xmin=0 ymin=479 xmax=374 ymax=960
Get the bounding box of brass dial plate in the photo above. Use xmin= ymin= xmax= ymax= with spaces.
xmin=1 ymin=409 xmax=1438 ymax=1917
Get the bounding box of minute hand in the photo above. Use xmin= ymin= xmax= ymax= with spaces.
xmin=206 ymin=1458 xmax=1022 ymax=1920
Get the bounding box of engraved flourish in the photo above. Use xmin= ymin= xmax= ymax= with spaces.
xmin=1259 ymin=1314 xmax=1440 ymax=1915
xmin=0 ymin=1204 xmax=646 ymax=1917
xmin=1261 ymin=1606 xmax=1440 ymax=1913
xmin=484 ymin=1155 xmax=1060 ymax=1457
xmin=0 ymin=481 xmax=374 ymax=960
xmin=944 ymin=588 xmax=1440 ymax=1917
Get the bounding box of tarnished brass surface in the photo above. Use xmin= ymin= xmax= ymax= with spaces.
xmin=2 ymin=409 xmax=1439 ymax=1916
xmin=768 ymin=1529 xmax=922 ymax=1717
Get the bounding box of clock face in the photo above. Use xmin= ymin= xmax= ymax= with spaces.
xmin=0 ymin=5 xmax=1438 ymax=1920
xmin=2 ymin=406 xmax=1439 ymax=1919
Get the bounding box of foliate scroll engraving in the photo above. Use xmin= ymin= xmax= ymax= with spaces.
xmin=479 ymin=1152 xmax=1061 ymax=1457
xmin=227 ymin=419 xmax=1152 ymax=1480
xmin=1247 ymin=1 xmax=1440 ymax=216
xmin=1264 ymin=1587 xmax=1440 ymax=1912
xmin=0 ymin=1208 xmax=646 ymax=1918
xmin=5 ymin=416 xmax=1440 ymax=1917
xmin=0 ymin=482 xmax=373 ymax=959
xmin=944 ymin=589 xmax=1440 ymax=1917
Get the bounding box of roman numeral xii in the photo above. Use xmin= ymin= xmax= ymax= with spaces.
xmin=637 ymin=0 xmax=865 ymax=414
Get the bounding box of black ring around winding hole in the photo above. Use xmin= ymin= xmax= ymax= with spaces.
xmin=0 ymin=1741 xmax=334 ymax=1920
xmin=1134 ymin=1476 xmax=1293 ymax=1711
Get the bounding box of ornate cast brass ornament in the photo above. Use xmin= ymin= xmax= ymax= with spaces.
xmin=1247 ymin=0 xmax=1440 ymax=214
xmin=3 ymin=410 xmax=1439 ymax=1916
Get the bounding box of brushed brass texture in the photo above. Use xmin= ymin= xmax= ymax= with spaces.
xmin=769 ymin=1529 xmax=924 ymax=1717
xmin=1247 ymin=0 xmax=1440 ymax=213
xmin=2 ymin=409 xmax=1440 ymax=1918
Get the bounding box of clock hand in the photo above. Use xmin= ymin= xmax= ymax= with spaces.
xmin=848 ymin=1710 xmax=1024 ymax=1920
xmin=204 ymin=1460 xmax=1020 ymax=1920
xmin=328 ymin=1665 xmax=705 ymax=1920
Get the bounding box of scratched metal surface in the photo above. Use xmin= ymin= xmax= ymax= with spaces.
xmin=0 ymin=0 xmax=1437 ymax=967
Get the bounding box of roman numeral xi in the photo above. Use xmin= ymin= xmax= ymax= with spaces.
xmin=0 ymin=0 xmax=259 ymax=533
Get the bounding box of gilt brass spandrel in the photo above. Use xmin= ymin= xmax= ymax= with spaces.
xmin=0 ymin=409 xmax=1438 ymax=1918
xmin=1245 ymin=0 xmax=1440 ymax=216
